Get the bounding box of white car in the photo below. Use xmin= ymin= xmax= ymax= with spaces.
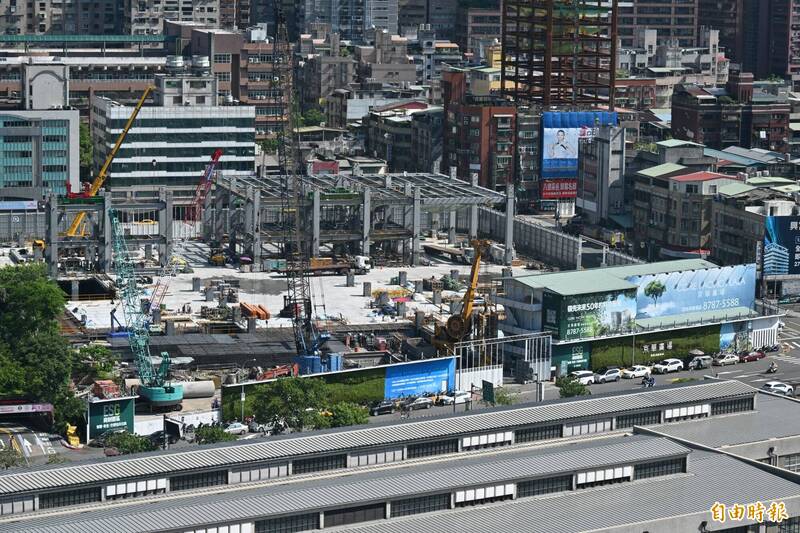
xmin=762 ymin=381 xmax=794 ymax=396
xmin=223 ymin=422 xmax=248 ymax=435
xmin=568 ymin=370 xmax=595 ymax=386
xmin=621 ymin=365 xmax=651 ymax=379
xmin=713 ymin=353 xmax=739 ymax=366
xmin=652 ymin=358 xmax=684 ymax=374
xmin=439 ymin=390 xmax=471 ymax=405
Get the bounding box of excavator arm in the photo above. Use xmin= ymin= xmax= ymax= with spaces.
xmin=65 ymin=86 xmax=154 ymax=237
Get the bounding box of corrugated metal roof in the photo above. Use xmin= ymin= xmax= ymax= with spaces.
xmin=0 ymin=380 xmax=754 ymax=496
xmin=718 ymin=182 xmax=757 ymax=197
xmin=0 ymin=436 xmax=690 ymax=533
xmin=637 ymin=162 xmax=687 ymax=178
xmin=335 ymin=452 xmax=800 ymax=533
xmin=657 ymin=139 xmax=702 ymax=148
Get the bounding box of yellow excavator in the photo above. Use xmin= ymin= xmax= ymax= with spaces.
xmin=432 ymin=239 xmax=491 ymax=354
xmin=64 ymin=86 xmax=154 ymax=237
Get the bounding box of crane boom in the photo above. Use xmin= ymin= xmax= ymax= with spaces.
xmin=188 ymin=148 xmax=223 ymax=221
xmin=66 ymin=86 xmax=153 ymax=237
xmin=272 ymin=5 xmax=328 ymax=357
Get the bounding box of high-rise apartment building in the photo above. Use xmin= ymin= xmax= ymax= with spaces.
xmin=454 ymin=0 xmax=501 ymax=55
xmin=125 ymin=0 xmax=220 ymax=36
xmin=304 ymin=0 xmax=398 ymax=43
xmin=618 ymin=0 xmax=697 ymax=48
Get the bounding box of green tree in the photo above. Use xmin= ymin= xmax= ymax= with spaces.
xmin=301 ymin=107 xmax=325 ymax=127
xmin=194 ymin=425 xmax=237 ymax=445
xmin=493 ymin=387 xmax=519 ymax=406
xmin=0 ymin=446 xmax=24 ymax=469
xmin=555 ymin=376 xmax=590 ymax=398
xmin=46 ymin=453 xmax=68 ymax=465
xmin=251 ymin=377 xmax=328 ymax=432
xmin=79 ymin=122 xmax=93 ymax=171
xmin=0 ymin=264 xmax=65 ymax=343
xmin=259 ymin=138 xmax=279 ymax=154
xmin=644 ymin=280 xmax=667 ymax=306
xmin=104 ymin=432 xmax=157 ymax=455
xmin=329 ymin=402 xmax=369 ymax=428
xmin=74 ymin=344 xmax=115 ymax=380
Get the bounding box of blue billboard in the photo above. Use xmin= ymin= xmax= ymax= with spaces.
xmin=764 ymin=216 xmax=800 ymax=275
xmin=541 ymin=111 xmax=618 ymax=179
xmin=626 ymin=264 xmax=756 ymax=319
xmin=384 ymin=357 xmax=456 ymax=398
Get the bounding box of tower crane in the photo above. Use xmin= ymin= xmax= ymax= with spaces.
xmin=109 ymin=209 xmax=183 ymax=411
xmin=271 ymin=5 xmax=329 ymax=359
xmin=65 ymin=86 xmax=153 ymax=237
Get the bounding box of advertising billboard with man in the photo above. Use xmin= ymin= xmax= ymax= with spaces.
xmin=764 ymin=216 xmax=800 ymax=275
xmin=541 ymin=111 xmax=618 ymax=181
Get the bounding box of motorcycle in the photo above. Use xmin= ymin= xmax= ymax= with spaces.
xmin=640 ymin=376 xmax=655 ymax=388
xmin=766 ymin=363 xmax=778 ymax=374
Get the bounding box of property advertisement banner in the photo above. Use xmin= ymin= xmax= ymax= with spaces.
xmin=764 ymin=216 xmax=800 ymax=275
xmin=541 ymin=111 xmax=618 ymax=182
xmin=626 ymin=264 xmax=756 ymax=319
xmin=543 ymin=289 xmax=637 ymax=340
xmin=540 ymin=179 xmax=577 ymax=199
xmin=384 ymin=357 xmax=455 ymax=398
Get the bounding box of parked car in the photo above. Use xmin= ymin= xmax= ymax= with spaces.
xmin=88 ymin=429 xmax=127 ymax=448
xmin=652 ymin=358 xmax=684 ymax=374
xmin=687 ymin=355 xmax=713 ymax=370
xmin=713 ymin=353 xmax=739 ymax=366
xmin=223 ymin=422 xmax=248 ymax=435
xmin=621 ymin=365 xmax=651 ymax=379
xmin=568 ymin=370 xmax=595 ymax=385
xmin=439 ymin=390 xmax=471 ymax=405
xmin=401 ymin=397 xmax=433 ymax=411
xmin=739 ymin=351 xmax=766 ymax=363
xmin=762 ymin=381 xmax=794 ymax=396
xmin=148 ymin=430 xmax=178 ymax=446
xmin=370 ymin=400 xmax=395 ymax=416
xmin=593 ymin=367 xmax=621 ymax=383
xmin=248 ymin=421 xmax=270 ymax=433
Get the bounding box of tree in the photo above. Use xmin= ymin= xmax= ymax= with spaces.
xmin=301 ymin=107 xmax=325 ymax=127
xmin=251 ymin=377 xmax=328 ymax=432
xmin=555 ymin=376 xmax=590 ymax=398
xmin=258 ymin=138 xmax=279 ymax=154
xmin=79 ymin=122 xmax=93 ymax=173
xmin=73 ymin=344 xmax=115 ymax=381
xmin=104 ymin=432 xmax=157 ymax=455
xmin=644 ymin=280 xmax=667 ymax=306
xmin=46 ymin=453 xmax=68 ymax=465
xmin=329 ymin=402 xmax=369 ymax=428
xmin=194 ymin=425 xmax=237 ymax=445
xmin=0 ymin=264 xmax=65 ymax=344
xmin=493 ymin=387 xmax=519 ymax=406
xmin=0 ymin=446 xmax=23 ymax=469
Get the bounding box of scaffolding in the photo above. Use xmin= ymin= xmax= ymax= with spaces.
xmin=501 ymin=0 xmax=618 ymax=109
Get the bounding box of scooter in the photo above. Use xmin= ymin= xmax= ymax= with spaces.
xmin=640 ymin=376 xmax=656 ymax=388
xmin=766 ymin=363 xmax=778 ymax=374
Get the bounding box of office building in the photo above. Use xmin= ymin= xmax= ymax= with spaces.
xmin=125 ymin=0 xmax=220 ymax=36
xmin=617 ymin=0 xmax=698 ymax=48
xmin=304 ymin=0 xmax=399 ymax=43
xmin=576 ymin=126 xmax=625 ymax=225
xmin=90 ymin=59 xmax=255 ymax=205
xmin=454 ymin=0 xmax=501 ymax=55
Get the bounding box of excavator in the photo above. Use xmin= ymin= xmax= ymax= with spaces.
xmin=64 ymin=86 xmax=154 ymax=237
xmin=432 ymin=239 xmax=492 ymax=355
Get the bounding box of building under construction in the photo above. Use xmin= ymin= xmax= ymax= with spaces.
xmin=501 ymin=0 xmax=618 ymax=108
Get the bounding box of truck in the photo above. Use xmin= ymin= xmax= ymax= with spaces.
xmin=277 ymin=256 xmax=372 ymax=276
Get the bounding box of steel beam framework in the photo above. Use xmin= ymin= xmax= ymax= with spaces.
xmin=501 ymin=0 xmax=618 ymax=109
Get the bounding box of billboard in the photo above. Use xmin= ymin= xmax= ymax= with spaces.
xmin=541 ymin=111 xmax=618 ymax=182
xmin=626 ymin=264 xmax=756 ymax=319
xmin=764 ymin=216 xmax=800 ymax=275
xmin=87 ymin=397 xmax=135 ymax=440
xmin=540 ymin=179 xmax=577 ymax=199
xmin=543 ymin=289 xmax=637 ymax=340
xmin=384 ymin=357 xmax=455 ymax=398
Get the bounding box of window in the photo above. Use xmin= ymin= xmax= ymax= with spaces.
xmin=105 ymin=478 xmax=167 ymax=500
xmin=255 ymin=513 xmax=319 ymax=533
xmin=664 ymin=404 xmax=710 ymax=421
xmin=39 ymin=488 xmax=101 ymax=509
xmin=215 ymin=72 xmax=231 ymax=82
xmin=324 ymin=503 xmax=385 ymax=527
xmin=633 ymin=457 xmax=686 ymax=480
xmin=576 ymin=466 xmax=632 ymax=488
xmin=515 ymin=424 xmax=562 ymax=443
xmin=517 ymin=475 xmax=572 ymax=497
xmin=461 ymin=431 xmax=512 ymax=450
xmin=781 ymin=453 xmax=800 ymax=472
xmin=170 ymin=469 xmax=227 ymax=491
xmin=392 ymin=493 xmax=450 ymax=517
xmin=563 ymin=418 xmax=612 ymax=436
xmin=292 ymin=454 xmax=346 ymax=474
xmin=776 ymin=516 xmax=800 ymax=532
xmin=455 ymin=483 xmax=514 ymax=506
xmin=214 ymin=53 xmax=231 ymax=64
xmin=616 ymin=410 xmax=661 ymax=429
xmin=711 ymin=397 xmax=753 ymax=415
xmin=407 ymin=439 xmax=458 ymax=459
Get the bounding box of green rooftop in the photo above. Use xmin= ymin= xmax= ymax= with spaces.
xmin=514 ymin=259 xmax=717 ymax=296
xmin=771 ymin=184 xmax=800 ymax=193
xmin=657 ymin=139 xmax=702 ymax=148
xmin=747 ymin=176 xmax=796 ymax=185
xmin=718 ymin=182 xmax=757 ymax=197
xmin=636 ymin=307 xmax=757 ymax=330
xmin=638 ymin=163 xmax=687 ymax=178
